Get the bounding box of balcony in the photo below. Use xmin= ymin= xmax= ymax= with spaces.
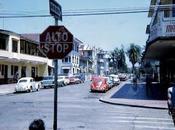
xmin=0 ymin=50 xmax=52 ymax=66
xmin=148 ymin=11 xmax=175 ymax=43
xmin=145 ymin=12 xmax=175 ymax=59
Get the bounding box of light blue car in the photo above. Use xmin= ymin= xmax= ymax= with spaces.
xmin=41 ymin=76 xmax=55 ymax=88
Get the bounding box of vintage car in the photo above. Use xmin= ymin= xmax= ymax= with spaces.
xmin=58 ymin=76 xmax=70 ymax=86
xmin=90 ymin=76 xmax=109 ymax=92
xmin=15 ymin=77 xmax=41 ymax=92
xmin=108 ymin=74 xmax=120 ymax=86
xmin=41 ymin=76 xmax=55 ymax=88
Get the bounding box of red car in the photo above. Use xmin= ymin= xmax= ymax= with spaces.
xmin=90 ymin=76 xmax=109 ymax=92
xmin=69 ymin=76 xmax=82 ymax=84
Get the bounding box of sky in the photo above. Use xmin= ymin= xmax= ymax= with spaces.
xmin=0 ymin=0 xmax=151 ymax=51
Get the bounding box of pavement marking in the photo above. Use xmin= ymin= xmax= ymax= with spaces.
xmin=135 ymin=125 xmax=175 ymax=129
xmin=102 ymin=119 xmax=174 ymax=126
xmin=109 ymin=116 xmax=172 ymax=121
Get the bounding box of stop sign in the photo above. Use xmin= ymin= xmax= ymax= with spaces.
xmin=40 ymin=25 xmax=73 ymax=59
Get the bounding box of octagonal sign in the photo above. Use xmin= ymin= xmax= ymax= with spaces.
xmin=40 ymin=25 xmax=73 ymax=59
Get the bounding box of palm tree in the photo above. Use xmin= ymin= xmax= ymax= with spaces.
xmin=127 ymin=43 xmax=141 ymax=73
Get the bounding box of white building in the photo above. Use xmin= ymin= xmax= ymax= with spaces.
xmin=79 ymin=44 xmax=97 ymax=74
xmin=0 ymin=30 xmax=53 ymax=84
xmin=96 ymin=49 xmax=109 ymax=76
xmin=58 ymin=38 xmax=81 ymax=75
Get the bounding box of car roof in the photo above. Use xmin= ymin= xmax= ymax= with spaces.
xmin=19 ymin=77 xmax=33 ymax=80
xmin=109 ymin=74 xmax=118 ymax=77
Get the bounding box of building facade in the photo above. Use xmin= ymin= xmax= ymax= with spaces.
xmin=144 ymin=0 xmax=175 ymax=97
xmin=96 ymin=49 xmax=109 ymax=76
xmin=0 ymin=30 xmax=53 ymax=84
xmin=79 ymin=44 xmax=97 ymax=74
xmin=58 ymin=38 xmax=80 ymax=75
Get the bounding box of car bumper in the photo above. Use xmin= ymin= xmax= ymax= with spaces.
xmin=15 ymin=87 xmax=28 ymax=92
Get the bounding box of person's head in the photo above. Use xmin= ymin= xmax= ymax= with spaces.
xmin=29 ymin=119 xmax=45 ymax=130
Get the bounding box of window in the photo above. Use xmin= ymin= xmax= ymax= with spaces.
xmin=14 ymin=66 xmax=18 ymax=74
xmin=77 ymin=45 xmax=79 ymax=52
xmin=11 ymin=65 xmax=19 ymax=76
xmin=36 ymin=67 xmax=38 ymax=76
xmin=164 ymin=8 xmax=170 ymax=17
xmin=31 ymin=67 xmax=35 ymax=78
xmin=21 ymin=66 xmax=26 ymax=77
xmin=1 ymin=65 xmax=4 ymax=75
xmin=173 ymin=0 xmax=175 ymax=17
xmin=65 ymin=57 xmax=68 ymax=63
xmin=73 ymin=68 xmax=75 ymax=74
xmin=12 ymin=39 xmax=18 ymax=52
xmin=68 ymin=56 xmax=71 ymax=62
xmin=0 ymin=38 xmax=7 ymax=50
xmin=11 ymin=65 xmax=14 ymax=75
xmin=20 ymin=40 xmax=39 ymax=56
xmin=20 ymin=40 xmax=25 ymax=53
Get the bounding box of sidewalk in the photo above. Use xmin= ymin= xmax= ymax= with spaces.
xmin=0 ymin=84 xmax=16 ymax=95
xmin=100 ymin=81 xmax=168 ymax=109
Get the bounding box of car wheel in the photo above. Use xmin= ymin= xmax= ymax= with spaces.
xmin=29 ymin=86 xmax=32 ymax=92
xmin=27 ymin=88 xmax=31 ymax=93
xmin=36 ymin=85 xmax=39 ymax=91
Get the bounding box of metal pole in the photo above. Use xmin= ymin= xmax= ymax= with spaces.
xmin=53 ymin=18 xmax=58 ymax=130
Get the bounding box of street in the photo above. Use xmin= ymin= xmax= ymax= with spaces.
xmin=0 ymin=81 xmax=174 ymax=130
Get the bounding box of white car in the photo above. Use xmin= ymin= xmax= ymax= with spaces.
xmin=15 ymin=77 xmax=41 ymax=92
xmin=58 ymin=76 xmax=70 ymax=85
xmin=109 ymin=74 xmax=120 ymax=86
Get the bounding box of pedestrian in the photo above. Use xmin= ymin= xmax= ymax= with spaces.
xmin=29 ymin=119 xmax=45 ymax=130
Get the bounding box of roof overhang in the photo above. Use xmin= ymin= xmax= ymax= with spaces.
xmin=144 ymin=37 xmax=175 ymax=60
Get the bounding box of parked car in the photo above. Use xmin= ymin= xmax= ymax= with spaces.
xmin=57 ymin=76 xmax=67 ymax=87
xmin=109 ymin=74 xmax=120 ymax=86
xmin=118 ymin=73 xmax=127 ymax=81
xmin=69 ymin=76 xmax=82 ymax=84
xmin=15 ymin=77 xmax=41 ymax=92
xmin=41 ymin=76 xmax=64 ymax=88
xmin=73 ymin=74 xmax=85 ymax=83
xmin=104 ymin=76 xmax=114 ymax=89
xmin=90 ymin=76 xmax=109 ymax=92
xmin=41 ymin=76 xmax=54 ymax=88
xmin=58 ymin=76 xmax=70 ymax=85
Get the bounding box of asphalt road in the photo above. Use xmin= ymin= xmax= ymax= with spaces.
xmin=0 ymin=81 xmax=174 ymax=130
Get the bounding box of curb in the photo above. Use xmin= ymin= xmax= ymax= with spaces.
xmin=99 ymin=81 xmax=168 ymax=110
xmin=99 ymin=97 xmax=168 ymax=110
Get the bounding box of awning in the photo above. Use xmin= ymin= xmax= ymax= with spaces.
xmin=144 ymin=37 xmax=175 ymax=60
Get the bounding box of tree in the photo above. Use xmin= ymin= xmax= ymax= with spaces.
xmin=127 ymin=43 xmax=141 ymax=73
xmin=118 ymin=48 xmax=127 ymax=72
xmin=109 ymin=47 xmax=127 ymax=73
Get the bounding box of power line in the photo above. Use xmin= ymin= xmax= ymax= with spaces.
xmin=0 ymin=10 xmax=149 ymax=19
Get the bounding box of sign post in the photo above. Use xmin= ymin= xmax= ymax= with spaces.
xmin=40 ymin=1 xmax=71 ymax=130
xmin=53 ymin=20 xmax=58 ymax=130
xmin=49 ymin=1 xmax=61 ymax=130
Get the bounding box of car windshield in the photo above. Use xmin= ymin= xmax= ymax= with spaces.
xmin=19 ymin=79 xmax=27 ymax=83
